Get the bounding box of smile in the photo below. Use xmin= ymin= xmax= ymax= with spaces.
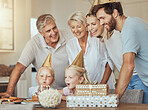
xmin=75 ymin=32 xmax=81 ymax=36
xmin=91 ymin=30 xmax=97 ymax=34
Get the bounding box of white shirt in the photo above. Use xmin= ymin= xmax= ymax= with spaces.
xmin=29 ymin=86 xmax=39 ymax=98
xmin=104 ymin=30 xmax=137 ymax=78
xmin=104 ymin=31 xmax=122 ymax=72
xmin=66 ymin=34 xmax=115 ymax=89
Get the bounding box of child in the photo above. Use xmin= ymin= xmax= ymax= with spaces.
xmin=59 ymin=50 xmax=91 ymax=100
xmin=29 ymin=52 xmax=55 ymax=98
xmin=29 ymin=66 xmax=55 ymax=98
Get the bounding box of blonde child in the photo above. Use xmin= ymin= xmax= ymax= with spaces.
xmin=29 ymin=66 xmax=55 ymax=98
xmin=59 ymin=65 xmax=90 ymax=100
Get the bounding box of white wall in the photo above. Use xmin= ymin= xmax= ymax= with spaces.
xmin=31 ymin=0 xmax=92 ymax=29
xmin=118 ymin=0 xmax=148 ymax=22
xmin=31 ymin=0 xmax=148 ymax=29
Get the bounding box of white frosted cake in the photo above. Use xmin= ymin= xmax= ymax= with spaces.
xmin=38 ymin=88 xmax=62 ymax=108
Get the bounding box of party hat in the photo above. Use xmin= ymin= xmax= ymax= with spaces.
xmin=42 ymin=52 xmax=52 ymax=67
xmin=71 ymin=50 xmax=84 ymax=68
xmin=89 ymin=0 xmax=100 ymax=13
xmin=100 ymin=0 xmax=116 ymax=4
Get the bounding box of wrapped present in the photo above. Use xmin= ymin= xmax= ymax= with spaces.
xmin=75 ymin=84 xmax=109 ymax=96
xmin=66 ymin=94 xmax=119 ymax=108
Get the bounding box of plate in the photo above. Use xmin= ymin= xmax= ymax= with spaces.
xmin=21 ymin=99 xmax=39 ymax=105
xmin=35 ymin=104 xmax=42 ymax=108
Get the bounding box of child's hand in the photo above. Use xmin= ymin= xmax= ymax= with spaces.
xmin=39 ymin=85 xmax=50 ymax=92
xmin=38 ymin=86 xmax=41 ymax=92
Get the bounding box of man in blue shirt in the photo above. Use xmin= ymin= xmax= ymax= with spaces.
xmin=92 ymin=2 xmax=148 ymax=103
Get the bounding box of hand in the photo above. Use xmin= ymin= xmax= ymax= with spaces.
xmin=38 ymin=86 xmax=41 ymax=93
xmin=0 ymin=92 xmax=11 ymax=98
xmin=38 ymin=85 xmax=50 ymax=92
xmin=61 ymin=96 xmax=66 ymax=101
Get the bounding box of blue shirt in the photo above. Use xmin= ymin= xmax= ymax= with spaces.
xmin=121 ymin=16 xmax=148 ymax=86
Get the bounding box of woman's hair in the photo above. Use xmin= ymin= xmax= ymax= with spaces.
xmin=36 ymin=14 xmax=55 ymax=32
xmin=86 ymin=13 xmax=96 ymax=18
xmin=37 ymin=66 xmax=55 ymax=79
xmin=66 ymin=65 xmax=91 ymax=84
xmin=68 ymin=11 xmax=87 ymax=26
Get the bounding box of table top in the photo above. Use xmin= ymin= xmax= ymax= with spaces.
xmin=35 ymin=101 xmax=148 ymax=110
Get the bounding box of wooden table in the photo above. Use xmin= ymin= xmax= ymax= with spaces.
xmin=35 ymin=101 xmax=148 ymax=110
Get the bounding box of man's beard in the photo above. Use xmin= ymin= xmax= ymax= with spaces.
xmin=107 ymin=16 xmax=116 ymax=32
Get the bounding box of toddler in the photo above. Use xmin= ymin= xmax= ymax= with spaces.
xmin=59 ymin=65 xmax=90 ymax=100
xmin=29 ymin=66 xmax=55 ymax=98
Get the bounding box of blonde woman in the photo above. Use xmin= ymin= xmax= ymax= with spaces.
xmin=66 ymin=11 xmax=115 ymax=89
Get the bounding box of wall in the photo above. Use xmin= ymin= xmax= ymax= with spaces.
xmin=0 ymin=0 xmax=32 ymax=98
xmin=118 ymin=0 xmax=148 ymax=22
xmin=0 ymin=0 xmax=31 ymax=69
xmin=31 ymin=0 xmax=92 ymax=29
xmin=32 ymin=0 xmax=148 ymax=29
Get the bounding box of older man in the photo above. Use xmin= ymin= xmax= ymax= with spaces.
xmin=0 ymin=14 xmax=71 ymax=98
xmin=92 ymin=2 xmax=148 ymax=103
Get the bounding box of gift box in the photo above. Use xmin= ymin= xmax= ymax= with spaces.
xmin=75 ymin=84 xmax=109 ymax=96
xmin=66 ymin=94 xmax=119 ymax=107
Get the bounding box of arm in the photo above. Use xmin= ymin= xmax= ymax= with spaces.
xmin=100 ymin=63 xmax=112 ymax=84
xmin=61 ymin=96 xmax=66 ymax=101
xmin=0 ymin=62 xmax=26 ymax=98
xmin=99 ymin=39 xmax=114 ymax=84
xmin=115 ymin=52 xmax=135 ymax=98
xmin=58 ymin=89 xmax=66 ymax=101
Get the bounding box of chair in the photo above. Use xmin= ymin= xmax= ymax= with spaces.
xmin=109 ymin=89 xmax=143 ymax=103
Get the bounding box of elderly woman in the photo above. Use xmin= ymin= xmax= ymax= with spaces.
xmin=66 ymin=12 xmax=115 ymax=89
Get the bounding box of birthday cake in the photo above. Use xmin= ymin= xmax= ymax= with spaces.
xmin=38 ymin=88 xmax=62 ymax=108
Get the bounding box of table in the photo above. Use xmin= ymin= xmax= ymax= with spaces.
xmin=35 ymin=101 xmax=148 ymax=110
